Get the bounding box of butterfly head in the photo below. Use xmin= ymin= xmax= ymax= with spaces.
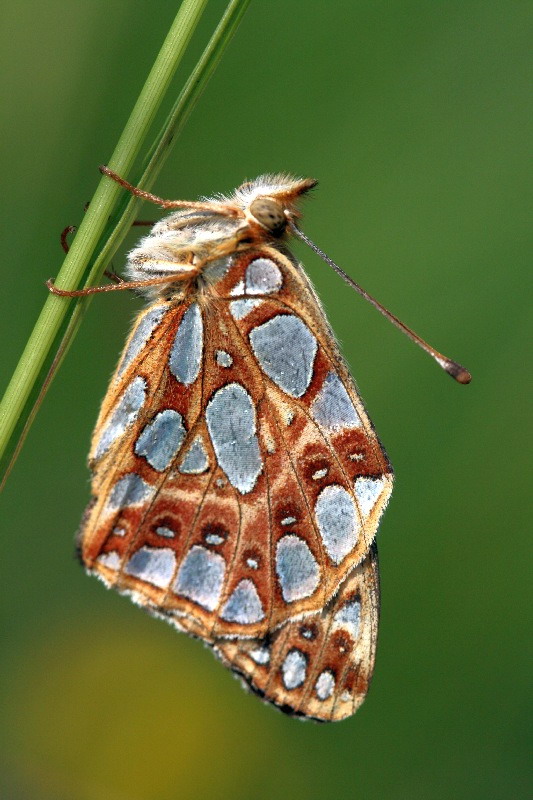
xmin=233 ymin=174 xmax=318 ymax=238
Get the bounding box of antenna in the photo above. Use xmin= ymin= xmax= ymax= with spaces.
xmin=290 ymin=222 xmax=471 ymax=384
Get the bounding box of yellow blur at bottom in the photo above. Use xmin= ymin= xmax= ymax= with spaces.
xmin=3 ymin=616 xmax=277 ymax=800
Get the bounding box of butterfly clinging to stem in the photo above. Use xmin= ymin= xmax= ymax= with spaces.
xmin=49 ymin=167 xmax=470 ymax=721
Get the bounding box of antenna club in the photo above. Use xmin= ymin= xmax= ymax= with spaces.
xmin=446 ymin=363 xmax=472 ymax=384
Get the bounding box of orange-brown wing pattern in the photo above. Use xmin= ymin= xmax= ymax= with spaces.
xmin=78 ymin=244 xmax=392 ymax=720
xmin=215 ymin=542 xmax=380 ymax=722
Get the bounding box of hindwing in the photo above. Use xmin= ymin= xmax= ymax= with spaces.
xmin=215 ymin=542 xmax=379 ymax=722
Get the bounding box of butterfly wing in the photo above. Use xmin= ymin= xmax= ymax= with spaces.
xmin=215 ymin=542 xmax=380 ymax=722
xmin=78 ymin=245 xmax=392 ymax=719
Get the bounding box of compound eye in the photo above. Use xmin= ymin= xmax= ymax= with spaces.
xmin=249 ymin=197 xmax=286 ymax=235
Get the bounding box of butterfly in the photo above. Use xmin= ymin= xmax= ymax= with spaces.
xmin=51 ymin=168 xmax=469 ymax=722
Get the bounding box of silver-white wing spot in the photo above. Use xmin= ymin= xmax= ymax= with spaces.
xmin=93 ymin=376 xmax=147 ymax=459
xmin=275 ymin=534 xmax=320 ymax=602
xmin=215 ymin=350 xmax=233 ymax=367
xmin=96 ymin=551 xmax=121 ymax=570
xmin=169 ymin=303 xmax=203 ymax=384
xmin=205 ymin=532 xmax=224 ymax=545
xmin=333 ymin=597 xmax=361 ymax=639
xmin=125 ymin=546 xmax=176 ymax=589
xmin=134 ymin=409 xmax=186 ymax=471
xmin=229 ymin=279 xmax=261 ymax=319
xmin=314 ymin=485 xmax=360 ymax=565
xmin=174 ymin=545 xmax=225 ymax=612
xmin=280 ymin=516 xmax=297 ymax=526
xmin=249 ymin=314 xmax=317 ymax=398
xmin=205 ymin=383 xmax=263 ymax=494
xmin=249 ymin=646 xmax=270 ymax=665
xmin=355 ymin=475 xmax=387 ymax=517
xmin=311 ymin=371 xmax=361 ymax=430
xmin=220 ymin=579 xmax=265 ymax=624
xmin=315 ymin=670 xmax=335 ymax=701
xmin=230 ymin=298 xmax=262 ymax=319
xmin=281 ymin=649 xmax=307 ymax=690
xmin=116 ymin=304 xmax=168 ymax=378
xmin=179 ymin=436 xmax=209 ymax=474
xmin=105 ymin=473 xmax=154 ymax=513
xmin=155 ymin=526 xmax=175 ymax=538
xmin=244 ymin=258 xmax=283 ymax=295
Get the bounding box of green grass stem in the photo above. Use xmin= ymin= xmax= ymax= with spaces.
xmin=0 ymin=0 xmax=251 ymax=485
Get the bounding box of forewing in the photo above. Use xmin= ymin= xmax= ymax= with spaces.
xmin=211 ymin=247 xmax=393 ymax=591
xmin=79 ymin=292 xmax=270 ymax=640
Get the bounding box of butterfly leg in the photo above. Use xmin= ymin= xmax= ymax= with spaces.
xmin=46 ymin=264 xmax=201 ymax=297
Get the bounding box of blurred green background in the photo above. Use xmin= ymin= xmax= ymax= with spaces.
xmin=1 ymin=2 xmax=530 ymax=798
